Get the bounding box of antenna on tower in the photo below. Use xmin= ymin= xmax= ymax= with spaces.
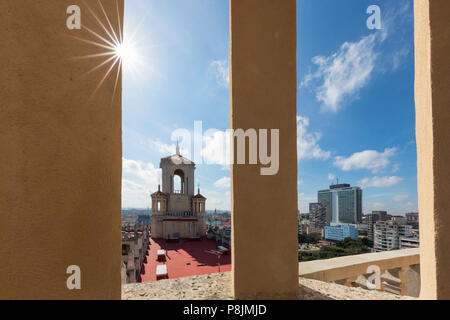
xmin=176 ymin=139 xmax=180 ymax=156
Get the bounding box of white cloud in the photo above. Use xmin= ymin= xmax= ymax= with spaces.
xmin=214 ymin=177 xmax=231 ymax=189
xmin=297 ymin=116 xmax=331 ymax=160
xmin=200 ymin=117 xmax=333 ymax=166
xmin=210 ymin=59 xmax=229 ymax=88
xmin=328 ymin=173 xmax=336 ymax=181
xmin=202 ymin=130 xmax=231 ymax=166
xmin=151 ymin=139 xmax=176 ymax=155
xmin=301 ymin=0 xmax=413 ymax=113
xmin=392 ymin=194 xmax=409 ymax=202
xmin=359 ymin=176 xmax=404 ymax=188
xmin=302 ymin=33 xmax=379 ymax=112
xmin=298 ymin=194 xmax=317 ymax=213
xmin=149 ymin=139 xmax=190 ymax=157
xmin=206 ymin=190 xmax=231 ymax=211
xmin=123 ymin=158 xmax=161 ymax=183
xmin=364 ymin=202 xmax=385 ymax=211
xmin=364 ymin=198 xmax=417 ymax=215
xmin=122 ymin=158 xmax=161 ymax=208
xmin=334 ymin=148 xmax=397 ymax=173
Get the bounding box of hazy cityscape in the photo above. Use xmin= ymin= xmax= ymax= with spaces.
xmin=298 ymin=181 xmax=419 ymax=262
xmin=122 ymin=178 xmax=419 ymax=280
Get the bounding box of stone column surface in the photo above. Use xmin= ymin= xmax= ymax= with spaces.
xmin=0 ymin=1 xmax=123 ymax=299
xmin=230 ymin=0 xmax=299 ymax=299
xmin=414 ymin=0 xmax=450 ymax=300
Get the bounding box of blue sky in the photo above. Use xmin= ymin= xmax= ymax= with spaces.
xmin=121 ymin=0 xmax=418 ymax=216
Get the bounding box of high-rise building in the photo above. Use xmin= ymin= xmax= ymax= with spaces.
xmin=400 ymin=237 xmax=420 ymax=249
xmin=324 ymin=224 xmax=359 ymax=241
xmin=318 ymin=183 xmax=362 ymax=225
xmin=374 ymin=220 xmax=413 ymax=252
xmin=309 ymin=202 xmax=327 ymax=229
xmin=367 ymin=211 xmax=389 ymax=245
xmin=406 ymin=212 xmax=419 ymax=229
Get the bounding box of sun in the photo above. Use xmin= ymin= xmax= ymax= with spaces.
xmin=66 ymin=0 xmax=144 ymax=100
xmin=113 ymin=38 xmax=138 ymax=72
xmin=114 ymin=42 xmax=128 ymax=60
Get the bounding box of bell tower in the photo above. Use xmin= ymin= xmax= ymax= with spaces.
xmin=151 ymin=146 xmax=206 ymax=239
xmin=160 ymin=142 xmax=195 ymax=197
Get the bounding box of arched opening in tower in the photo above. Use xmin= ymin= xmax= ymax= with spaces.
xmin=173 ymin=169 xmax=185 ymax=194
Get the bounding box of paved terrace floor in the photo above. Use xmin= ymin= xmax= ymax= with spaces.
xmin=139 ymin=237 xmax=231 ymax=282
xmin=123 ymin=272 xmax=414 ymax=300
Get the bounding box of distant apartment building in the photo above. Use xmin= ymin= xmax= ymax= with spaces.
xmin=298 ymin=213 xmax=310 ymax=222
xmin=298 ymin=219 xmax=324 ymax=238
xmin=309 ymin=202 xmax=327 ymax=228
xmin=357 ymin=223 xmax=368 ymax=233
xmin=324 ymin=224 xmax=358 ymax=241
xmin=318 ymin=183 xmax=362 ymax=225
xmin=367 ymin=211 xmax=389 ymax=245
xmin=391 ymin=215 xmax=407 ymax=224
xmin=373 ymin=220 xmax=413 ymax=252
xmin=400 ymin=237 xmax=420 ymax=249
xmin=406 ymin=212 xmax=419 ymax=229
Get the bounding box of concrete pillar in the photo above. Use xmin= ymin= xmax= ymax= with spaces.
xmin=230 ymin=0 xmax=298 ymax=299
xmin=415 ymin=0 xmax=450 ymax=300
xmin=0 ymin=1 xmax=123 ymax=299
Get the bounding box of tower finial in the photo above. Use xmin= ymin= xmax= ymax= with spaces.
xmin=176 ymin=139 xmax=180 ymax=156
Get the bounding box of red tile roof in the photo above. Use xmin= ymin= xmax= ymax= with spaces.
xmin=193 ymin=193 xmax=206 ymax=200
xmin=151 ymin=190 xmax=168 ymax=197
xmin=139 ymin=237 xmax=231 ymax=282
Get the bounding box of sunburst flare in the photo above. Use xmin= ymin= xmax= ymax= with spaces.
xmin=66 ymin=0 xmax=142 ymax=102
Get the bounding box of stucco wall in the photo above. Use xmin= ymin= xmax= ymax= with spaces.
xmin=168 ymin=194 xmax=190 ymax=212
xmin=414 ymin=0 xmax=450 ymax=300
xmin=0 ymin=0 xmax=123 ymax=299
xmin=230 ymin=0 xmax=299 ymax=299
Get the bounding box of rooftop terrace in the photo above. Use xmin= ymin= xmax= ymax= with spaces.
xmin=124 ymin=248 xmax=420 ymax=300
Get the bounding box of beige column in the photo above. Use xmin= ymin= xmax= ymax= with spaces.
xmin=0 ymin=1 xmax=123 ymax=299
xmin=415 ymin=0 xmax=450 ymax=300
xmin=230 ymin=0 xmax=299 ymax=299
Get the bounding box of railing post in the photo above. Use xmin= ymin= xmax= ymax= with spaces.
xmin=398 ymin=267 xmax=410 ymax=296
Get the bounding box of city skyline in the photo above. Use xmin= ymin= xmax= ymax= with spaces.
xmin=121 ymin=0 xmax=418 ymax=216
